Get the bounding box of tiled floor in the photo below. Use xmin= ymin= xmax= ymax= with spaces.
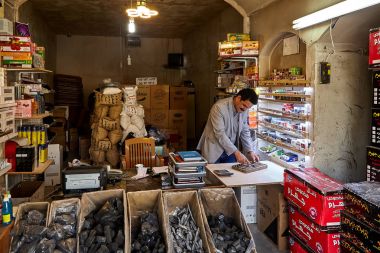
xmin=249 ymin=224 xmax=285 ymax=253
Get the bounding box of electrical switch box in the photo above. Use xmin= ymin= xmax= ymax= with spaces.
xmin=320 ymin=62 xmax=331 ymax=84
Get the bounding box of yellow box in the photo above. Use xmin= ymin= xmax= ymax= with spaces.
xmin=227 ymin=33 xmax=251 ymax=41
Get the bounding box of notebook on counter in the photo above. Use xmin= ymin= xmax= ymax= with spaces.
xmin=177 ymin=151 xmax=203 ymax=161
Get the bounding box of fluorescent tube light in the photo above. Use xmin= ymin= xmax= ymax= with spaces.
xmin=293 ymin=0 xmax=380 ymax=30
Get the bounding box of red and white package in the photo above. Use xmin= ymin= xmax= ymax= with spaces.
xmin=369 ymin=28 xmax=380 ymax=68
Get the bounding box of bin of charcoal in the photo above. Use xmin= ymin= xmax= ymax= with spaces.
xmin=131 ymin=212 xmax=165 ymax=253
xmin=169 ymin=205 xmax=204 ymax=253
xmin=10 ymin=206 xmax=48 ymax=253
xmin=44 ymin=201 xmax=79 ymax=253
xmin=207 ymin=213 xmax=251 ymax=253
xmin=79 ymin=197 xmax=125 ymax=253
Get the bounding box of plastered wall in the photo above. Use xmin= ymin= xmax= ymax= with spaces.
xmin=183 ymin=7 xmax=243 ymax=138
xmin=56 ymin=35 xmax=182 ymax=107
xmin=251 ymin=0 xmax=375 ymax=182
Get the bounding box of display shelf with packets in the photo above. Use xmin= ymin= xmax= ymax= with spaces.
xmin=371 ymin=108 xmax=380 ymax=147
xmin=373 ymin=70 xmax=380 ymax=107
xmin=366 ymin=146 xmax=380 ymax=182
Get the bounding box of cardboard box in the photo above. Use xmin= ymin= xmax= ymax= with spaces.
xmin=52 ymin=107 xmax=68 ymax=119
xmin=341 ymin=211 xmax=380 ymax=252
xmin=15 ymin=99 xmax=32 ymax=118
xmin=136 ymin=85 xmax=151 ymax=109
xmin=369 ymin=28 xmax=380 ymax=68
xmin=10 ymin=181 xmax=45 ymax=206
xmin=169 ymin=86 xmax=187 ymax=109
xmin=169 ymin=110 xmax=186 ymax=135
xmin=289 ymin=235 xmax=313 ymax=253
xmin=0 ymin=86 xmax=14 ymax=104
xmin=162 ymin=191 xmax=210 ymax=252
xmin=343 ymin=182 xmax=380 ymax=227
xmin=373 ymin=71 xmax=380 ymax=107
xmin=127 ymin=190 xmax=169 ymax=252
xmin=136 ymin=77 xmax=157 ymax=85
xmin=218 ymin=41 xmax=242 ymax=57
xmin=80 ymin=190 xmax=128 ymax=252
xmin=199 ymin=188 xmax=255 ymax=253
xmin=372 ymin=108 xmax=380 ymax=147
xmin=150 ymin=85 xmax=169 ymax=109
xmin=289 ymin=205 xmax=340 ymax=253
xmin=48 ymin=144 xmax=63 ymax=168
xmin=340 ymin=233 xmax=377 ymax=253
xmin=150 ymin=109 xmax=169 ymax=129
xmin=234 ymin=186 xmax=257 ymax=223
xmin=257 ymin=184 xmax=288 ymax=251
xmin=242 ymin=41 xmax=259 ymax=55
xmin=0 ymin=51 xmax=32 ymax=60
xmin=366 ymin=146 xmax=380 ymax=182
xmin=284 ymin=168 xmax=344 ymax=228
xmin=227 ymin=33 xmax=251 ymax=42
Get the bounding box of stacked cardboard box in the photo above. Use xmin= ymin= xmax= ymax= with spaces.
xmin=284 ymin=168 xmax=344 ymax=253
xmin=0 ymin=36 xmax=32 ymax=68
xmin=137 ymin=85 xmax=188 ymax=150
xmin=341 ymin=182 xmax=380 ymax=253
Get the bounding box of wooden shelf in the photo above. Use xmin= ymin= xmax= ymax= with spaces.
xmin=4 ymin=68 xmax=52 ymax=73
xmin=258 ymin=109 xmax=310 ymax=121
xmin=0 ymin=164 xmax=11 ymax=177
xmin=0 ymin=132 xmax=17 ymax=143
xmin=16 ymin=112 xmax=52 ymax=120
xmin=7 ymin=159 xmax=53 ymax=175
xmin=215 ymin=67 xmax=244 ymax=73
xmin=258 ymin=79 xmax=310 ymax=87
xmin=258 ymin=97 xmax=308 ymax=104
xmin=0 ymin=102 xmax=16 ymax=109
xmin=260 ymin=92 xmax=311 ymax=98
xmin=257 ymin=133 xmax=309 ymax=155
xmin=259 ymin=121 xmax=309 ymax=138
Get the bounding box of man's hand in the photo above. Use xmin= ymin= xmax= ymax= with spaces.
xmin=247 ymin=151 xmax=260 ymax=163
xmin=234 ymin=151 xmax=250 ymax=164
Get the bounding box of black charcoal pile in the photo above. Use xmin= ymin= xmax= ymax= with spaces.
xmin=79 ymin=197 xmax=125 ymax=253
xmin=131 ymin=212 xmax=165 ymax=253
xmin=10 ymin=209 xmax=48 ymax=253
xmin=169 ymin=206 xmax=204 ymax=253
xmin=207 ymin=213 xmax=251 ymax=253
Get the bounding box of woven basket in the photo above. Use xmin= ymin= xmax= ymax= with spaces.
xmin=95 ymin=91 xmax=122 ymax=105
xmin=96 ymin=139 xmax=112 ymax=151
xmin=94 ymin=105 xmax=109 ymax=118
xmin=108 ymin=129 xmax=123 ymax=145
xmin=109 ymin=104 xmax=123 ymax=120
xmin=106 ymin=146 xmax=120 ymax=167
xmin=92 ymin=126 xmax=108 ymax=140
xmin=90 ymin=148 xmax=105 ymax=163
xmin=101 ymin=117 xmax=118 ymax=131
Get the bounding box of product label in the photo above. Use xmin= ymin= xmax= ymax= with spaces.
xmin=2 ymin=213 xmax=11 ymax=223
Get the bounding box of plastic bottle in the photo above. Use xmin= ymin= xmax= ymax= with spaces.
xmin=2 ymin=194 xmax=11 ymax=225
xmin=0 ymin=193 xmax=3 ymax=224
xmin=7 ymin=191 xmax=13 ymax=220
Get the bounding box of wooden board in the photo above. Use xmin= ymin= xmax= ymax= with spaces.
xmin=7 ymin=159 xmax=54 ymax=175
xmin=206 ymin=160 xmax=285 ymax=187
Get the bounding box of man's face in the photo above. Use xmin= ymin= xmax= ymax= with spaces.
xmin=234 ymin=96 xmax=253 ymax=112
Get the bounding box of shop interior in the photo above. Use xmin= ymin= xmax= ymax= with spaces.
xmin=0 ymin=0 xmax=380 ymax=252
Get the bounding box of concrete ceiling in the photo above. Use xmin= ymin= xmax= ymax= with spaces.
xmin=27 ymin=0 xmax=278 ymax=38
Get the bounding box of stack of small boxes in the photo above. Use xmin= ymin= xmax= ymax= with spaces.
xmin=0 ymin=35 xmax=33 ymax=68
xmin=168 ymin=152 xmax=206 ymax=189
xmin=340 ymin=181 xmax=380 ymax=252
xmin=284 ymin=168 xmax=344 ymax=253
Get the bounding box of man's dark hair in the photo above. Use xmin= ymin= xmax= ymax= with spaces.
xmin=236 ymin=88 xmax=258 ymax=105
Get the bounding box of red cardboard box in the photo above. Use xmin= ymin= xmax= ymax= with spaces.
xmin=284 ymin=168 xmax=344 ymax=228
xmin=369 ymin=28 xmax=380 ymax=68
xmin=343 ymin=181 xmax=380 ymax=227
xmin=289 ymin=234 xmax=313 ymax=253
xmin=289 ymin=205 xmax=340 ymax=253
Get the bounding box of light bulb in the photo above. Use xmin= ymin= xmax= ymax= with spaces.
xmin=128 ymin=18 xmax=136 ymax=33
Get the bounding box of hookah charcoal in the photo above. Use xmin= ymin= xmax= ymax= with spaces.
xmin=169 ymin=206 xmax=204 ymax=253
xmin=207 ymin=213 xmax=251 ymax=253
xmin=131 ymin=212 xmax=165 ymax=253
xmin=79 ymin=197 xmax=125 ymax=253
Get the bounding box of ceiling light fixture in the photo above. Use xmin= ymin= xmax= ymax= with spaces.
xmin=128 ymin=18 xmax=136 ymax=33
xmin=293 ymin=0 xmax=380 ymax=30
xmin=126 ymin=0 xmax=158 ymax=19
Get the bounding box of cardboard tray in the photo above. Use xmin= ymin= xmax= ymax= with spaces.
xmin=79 ymin=189 xmax=128 ymax=253
xmin=127 ymin=190 xmax=170 ymax=253
xmin=163 ymin=191 xmax=210 ymax=252
xmin=198 ymin=188 xmax=255 ymax=253
xmin=284 ymin=168 xmax=344 ymax=228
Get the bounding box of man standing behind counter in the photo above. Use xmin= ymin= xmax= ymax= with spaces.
xmin=197 ymin=88 xmax=260 ymax=164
